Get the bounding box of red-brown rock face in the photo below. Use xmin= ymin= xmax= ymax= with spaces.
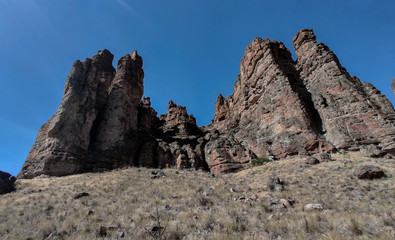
xmin=161 ymin=100 xmax=199 ymax=135
xmin=204 ymin=130 xmax=257 ymax=175
xmin=293 ymin=29 xmax=395 ymax=154
xmin=209 ymin=29 xmax=394 ymax=173
xmin=212 ymin=37 xmax=334 ymax=162
xmin=18 ymin=29 xmax=395 ymax=178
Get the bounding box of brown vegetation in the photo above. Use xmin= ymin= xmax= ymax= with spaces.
xmin=1 ymin=152 xmax=394 ymax=239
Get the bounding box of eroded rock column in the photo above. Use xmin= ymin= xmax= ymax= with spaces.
xmin=19 ymin=50 xmax=115 ymax=178
xmin=293 ymin=29 xmax=395 ymax=155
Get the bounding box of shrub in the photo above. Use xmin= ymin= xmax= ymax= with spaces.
xmin=251 ymin=157 xmax=270 ymax=166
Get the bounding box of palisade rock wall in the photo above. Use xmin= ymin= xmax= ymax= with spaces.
xmin=208 ymin=29 xmax=394 ymax=173
xmin=19 ymin=50 xmax=209 ymax=179
xmin=212 ymin=38 xmax=335 ymax=159
xmin=293 ymin=29 xmax=395 ymax=154
xmin=18 ymin=29 xmax=395 ymax=178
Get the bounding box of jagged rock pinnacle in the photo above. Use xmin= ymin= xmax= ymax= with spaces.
xmin=292 ymin=28 xmax=316 ymax=50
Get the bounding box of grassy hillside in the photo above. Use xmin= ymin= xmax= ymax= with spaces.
xmin=0 ymin=152 xmax=394 ymax=239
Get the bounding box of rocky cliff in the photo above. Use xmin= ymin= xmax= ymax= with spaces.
xmin=293 ymin=29 xmax=395 ymax=154
xmin=210 ymin=29 xmax=395 ymax=174
xmin=18 ymin=29 xmax=395 ymax=178
xmin=392 ymin=78 xmax=395 ymax=96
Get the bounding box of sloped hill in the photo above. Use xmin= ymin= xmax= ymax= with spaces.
xmin=1 ymin=153 xmax=394 ymax=239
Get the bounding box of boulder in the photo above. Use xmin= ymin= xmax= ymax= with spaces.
xmin=0 ymin=171 xmax=16 ymax=195
xmin=150 ymin=171 xmax=166 ymax=179
xmin=313 ymin=152 xmax=333 ymax=162
xmin=305 ymin=156 xmax=319 ymax=165
xmin=359 ymin=145 xmax=385 ymax=158
xmin=255 ymin=231 xmax=277 ymax=240
xmin=269 ymin=197 xmax=294 ymax=210
xmin=304 ymin=203 xmax=324 ymax=211
xmin=352 ymin=165 xmax=385 ymax=179
xmin=267 ymin=177 xmax=284 ymax=192
xmin=279 ymin=198 xmax=294 ymax=208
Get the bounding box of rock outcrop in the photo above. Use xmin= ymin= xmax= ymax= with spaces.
xmin=204 ymin=130 xmax=256 ymax=175
xmin=293 ymin=29 xmax=395 ymax=154
xmin=19 ymin=50 xmax=208 ymax=179
xmin=210 ymin=29 xmax=394 ymax=172
xmin=0 ymin=171 xmax=16 ymax=195
xmin=212 ymin=37 xmax=335 ymax=161
xmin=155 ymin=100 xmax=208 ymax=170
xmin=352 ymin=165 xmax=385 ymax=179
xmin=392 ymin=78 xmax=395 ymax=96
xmin=19 ymin=50 xmax=116 ymax=178
xmin=88 ymin=51 xmax=144 ymax=170
xmin=19 ymin=29 xmax=395 ymax=178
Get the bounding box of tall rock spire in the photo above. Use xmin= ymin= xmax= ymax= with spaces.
xmin=293 ymin=29 xmax=395 ymax=154
xmin=87 ymin=50 xmax=145 ymax=170
xmin=212 ymin=37 xmax=334 ymax=161
xmin=18 ymin=50 xmax=116 ymax=178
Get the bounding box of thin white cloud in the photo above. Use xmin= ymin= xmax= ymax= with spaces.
xmin=115 ymin=0 xmax=138 ymax=15
xmin=114 ymin=0 xmax=153 ymax=28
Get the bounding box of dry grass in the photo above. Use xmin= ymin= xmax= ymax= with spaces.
xmin=0 ymin=152 xmax=394 ymax=239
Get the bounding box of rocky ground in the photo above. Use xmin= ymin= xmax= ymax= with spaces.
xmin=1 ymin=152 xmax=394 ymax=240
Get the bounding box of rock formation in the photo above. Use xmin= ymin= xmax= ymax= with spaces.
xmin=18 ymin=50 xmax=208 ymax=179
xmin=352 ymin=165 xmax=385 ymax=180
xmin=0 ymin=171 xmax=16 ymax=195
xmin=293 ymin=29 xmax=395 ymax=154
xmin=392 ymin=78 xmax=395 ymax=96
xmin=156 ymin=100 xmax=208 ymax=170
xmin=88 ymin=51 xmax=144 ymax=170
xmin=19 ymin=50 xmax=116 ymax=178
xmin=209 ymin=29 xmax=395 ymax=172
xmin=18 ymin=29 xmax=395 ymax=178
xmin=212 ymin=37 xmax=335 ymax=161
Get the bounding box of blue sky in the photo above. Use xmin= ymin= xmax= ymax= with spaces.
xmin=1 ymin=0 xmax=394 ymax=176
